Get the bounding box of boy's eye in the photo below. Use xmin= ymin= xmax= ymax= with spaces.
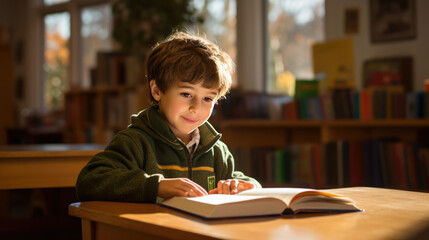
xmin=181 ymin=93 xmax=191 ymax=98
xmin=204 ymin=97 xmax=214 ymax=102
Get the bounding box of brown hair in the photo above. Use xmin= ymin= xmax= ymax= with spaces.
xmin=146 ymin=31 xmax=234 ymax=103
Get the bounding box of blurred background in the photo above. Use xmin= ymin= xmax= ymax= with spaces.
xmin=1 ymin=0 xmax=429 ymax=239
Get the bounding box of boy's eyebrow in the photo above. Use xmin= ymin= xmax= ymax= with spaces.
xmin=177 ymin=85 xmax=218 ymax=96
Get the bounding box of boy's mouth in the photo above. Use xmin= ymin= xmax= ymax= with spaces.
xmin=182 ymin=116 xmax=198 ymax=124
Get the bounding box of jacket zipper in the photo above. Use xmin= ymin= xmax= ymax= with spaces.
xmin=187 ymin=133 xmax=221 ymax=179
xmin=188 ymin=150 xmax=194 ymax=180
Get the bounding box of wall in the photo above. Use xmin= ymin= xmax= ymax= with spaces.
xmin=0 ymin=0 xmax=42 ymax=120
xmin=237 ymin=0 xmax=265 ymax=92
xmin=325 ymin=0 xmax=429 ymax=91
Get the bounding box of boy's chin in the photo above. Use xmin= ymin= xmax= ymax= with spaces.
xmin=184 ymin=127 xmax=198 ymax=134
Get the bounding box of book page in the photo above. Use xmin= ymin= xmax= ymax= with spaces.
xmin=237 ymin=188 xmax=314 ymax=205
xmin=186 ymin=194 xmax=267 ymax=205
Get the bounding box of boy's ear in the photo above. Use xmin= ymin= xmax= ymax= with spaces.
xmin=150 ymin=79 xmax=161 ymax=102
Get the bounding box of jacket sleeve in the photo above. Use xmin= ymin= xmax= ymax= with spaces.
xmin=215 ymin=142 xmax=262 ymax=188
xmin=75 ymin=132 xmax=162 ymax=203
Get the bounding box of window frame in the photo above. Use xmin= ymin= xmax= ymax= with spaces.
xmin=38 ymin=0 xmax=111 ymax=110
xmin=262 ymin=0 xmax=325 ymax=95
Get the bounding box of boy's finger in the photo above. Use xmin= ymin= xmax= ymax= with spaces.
xmin=237 ymin=180 xmax=255 ymax=192
xmin=194 ymin=184 xmax=208 ymax=196
xmin=222 ymin=180 xmax=231 ymax=194
xmin=184 ymin=178 xmax=208 ymax=196
xmin=193 ymin=187 xmax=208 ymax=196
xmin=231 ymin=180 xmax=239 ymax=194
xmin=187 ymin=188 xmax=198 ymax=197
xmin=217 ymin=180 xmax=225 ymax=194
xmin=208 ymin=189 xmax=218 ymax=194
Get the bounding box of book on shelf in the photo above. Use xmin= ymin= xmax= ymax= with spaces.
xmin=404 ymin=142 xmax=418 ymax=189
xmin=230 ymin=138 xmax=429 ymax=191
xmin=294 ymin=79 xmax=319 ymax=100
xmin=283 ymin=100 xmax=298 ymax=120
xmin=65 ymin=92 xmax=96 ymax=125
xmin=313 ymin=144 xmax=324 ymax=188
xmin=359 ymin=89 xmax=372 ymax=120
xmin=417 ymin=144 xmax=429 ymax=189
xmin=221 ymin=88 xmax=428 ymax=122
xmin=96 ymin=51 xmax=140 ymax=87
xmin=220 ymin=91 xmax=291 ymax=120
xmin=332 ymin=88 xmax=355 ymax=119
xmin=320 ymin=94 xmax=335 ymax=120
xmin=312 ymin=37 xmax=356 ymax=90
xmin=349 ymin=141 xmax=365 ymax=186
xmin=160 ymin=188 xmax=362 ymax=219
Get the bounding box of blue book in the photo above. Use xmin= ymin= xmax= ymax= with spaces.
xmin=416 ymin=92 xmax=424 ymax=118
xmin=354 ymin=91 xmax=360 ymax=119
xmin=406 ymin=92 xmax=417 ymax=119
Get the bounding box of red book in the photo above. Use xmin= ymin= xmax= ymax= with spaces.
xmin=360 ymin=90 xmax=372 ymax=120
xmin=392 ymin=142 xmax=408 ymax=189
xmin=312 ymin=144 xmax=324 ymax=188
xmin=349 ymin=141 xmax=364 ymax=186
xmin=283 ymin=101 xmax=298 ymax=120
xmin=404 ymin=143 xmax=418 ymax=189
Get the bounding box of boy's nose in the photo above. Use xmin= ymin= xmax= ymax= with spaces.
xmin=189 ymin=99 xmax=200 ymax=113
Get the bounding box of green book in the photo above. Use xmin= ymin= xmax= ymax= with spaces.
xmin=295 ymin=79 xmax=319 ymax=100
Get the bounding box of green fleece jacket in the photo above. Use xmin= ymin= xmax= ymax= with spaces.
xmin=75 ymin=105 xmax=261 ymax=203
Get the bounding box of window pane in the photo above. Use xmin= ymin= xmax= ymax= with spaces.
xmin=192 ymin=0 xmax=237 ymax=87
xmin=44 ymin=0 xmax=69 ymax=6
xmin=267 ymin=0 xmax=324 ymax=95
xmin=44 ymin=12 xmax=70 ymax=109
xmin=81 ymin=3 xmax=112 ymax=88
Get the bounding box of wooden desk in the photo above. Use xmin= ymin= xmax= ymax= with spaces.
xmin=69 ymin=187 xmax=429 ymax=240
xmin=0 ymin=144 xmax=104 ymax=189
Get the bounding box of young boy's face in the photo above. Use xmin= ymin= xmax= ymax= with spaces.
xmin=150 ymin=80 xmax=218 ymax=143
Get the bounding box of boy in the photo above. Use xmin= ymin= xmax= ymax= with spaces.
xmin=76 ymin=31 xmax=261 ymax=203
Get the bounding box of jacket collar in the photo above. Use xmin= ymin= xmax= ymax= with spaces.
xmin=140 ymin=105 xmax=221 ymax=150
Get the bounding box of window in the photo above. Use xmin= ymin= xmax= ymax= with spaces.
xmin=40 ymin=0 xmax=234 ymax=110
xmin=44 ymin=12 xmax=70 ymax=109
xmin=80 ymin=4 xmax=112 ymax=88
xmin=192 ymin=0 xmax=237 ymax=87
xmin=44 ymin=0 xmax=69 ymax=6
xmin=266 ymin=0 xmax=324 ymax=95
xmin=41 ymin=0 xmax=112 ymax=110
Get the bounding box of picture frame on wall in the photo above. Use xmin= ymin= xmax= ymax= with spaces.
xmin=370 ymin=0 xmax=416 ymax=43
xmin=345 ymin=8 xmax=360 ymax=35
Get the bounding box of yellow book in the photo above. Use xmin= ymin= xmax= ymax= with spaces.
xmin=312 ymin=38 xmax=355 ymax=92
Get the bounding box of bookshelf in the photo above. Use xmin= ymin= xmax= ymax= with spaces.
xmin=220 ymin=119 xmax=429 ymax=190
xmin=64 ymin=51 xmax=151 ymax=144
xmin=216 ymin=88 xmax=429 ymax=190
xmin=221 ymin=119 xmax=429 ymax=147
xmin=64 ymin=84 xmax=150 ymax=144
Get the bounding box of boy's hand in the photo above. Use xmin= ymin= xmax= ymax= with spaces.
xmin=158 ymin=178 xmax=208 ymax=198
xmin=208 ymin=179 xmax=255 ymax=195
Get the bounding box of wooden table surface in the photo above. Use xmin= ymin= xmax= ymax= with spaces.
xmin=0 ymin=144 xmax=105 ymax=189
xmin=69 ymin=187 xmax=429 ymax=240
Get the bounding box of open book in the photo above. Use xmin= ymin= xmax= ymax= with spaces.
xmin=160 ymin=188 xmax=362 ymax=219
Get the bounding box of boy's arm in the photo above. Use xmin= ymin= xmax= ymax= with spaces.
xmin=75 ymin=132 xmax=161 ymax=203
